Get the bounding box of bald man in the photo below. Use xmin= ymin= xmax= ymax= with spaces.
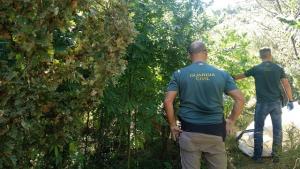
xmin=164 ymin=41 xmax=245 ymax=169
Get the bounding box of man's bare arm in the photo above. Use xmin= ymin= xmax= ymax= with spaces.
xmin=227 ymin=89 xmax=245 ymax=123
xmin=281 ymin=78 xmax=293 ymax=101
xmin=234 ymin=74 xmax=246 ymax=81
xmin=164 ymin=91 xmax=178 ymax=127
xmin=164 ymin=91 xmax=182 ymax=140
xmin=225 ymin=89 xmax=245 ymax=135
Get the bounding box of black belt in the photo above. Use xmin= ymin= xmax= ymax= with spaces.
xmin=180 ymin=119 xmax=226 ymax=141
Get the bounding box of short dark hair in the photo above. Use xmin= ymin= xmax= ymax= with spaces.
xmin=259 ymin=48 xmax=271 ymax=59
xmin=188 ymin=41 xmax=207 ymax=55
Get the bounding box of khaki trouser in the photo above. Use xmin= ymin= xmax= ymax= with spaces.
xmin=178 ymin=131 xmax=227 ymax=169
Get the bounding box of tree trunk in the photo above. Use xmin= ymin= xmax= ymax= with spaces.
xmin=127 ymin=111 xmax=131 ymax=169
xmin=127 ymin=66 xmax=133 ymax=169
xmin=84 ymin=110 xmax=90 ymax=168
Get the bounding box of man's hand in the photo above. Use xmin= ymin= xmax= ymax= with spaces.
xmin=287 ymin=101 xmax=294 ymax=110
xmin=170 ymin=125 xmax=182 ymax=141
xmin=226 ymin=119 xmax=235 ymax=135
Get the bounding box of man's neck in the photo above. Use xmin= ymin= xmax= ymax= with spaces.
xmin=192 ymin=58 xmax=206 ymax=63
xmin=262 ymin=59 xmax=272 ymax=62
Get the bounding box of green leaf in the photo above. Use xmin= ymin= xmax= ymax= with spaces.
xmin=9 ymin=155 xmax=17 ymax=167
xmin=21 ymin=120 xmax=30 ymax=131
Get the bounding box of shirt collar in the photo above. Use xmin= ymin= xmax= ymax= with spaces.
xmin=193 ymin=61 xmax=206 ymax=65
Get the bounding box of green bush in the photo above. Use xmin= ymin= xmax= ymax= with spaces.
xmin=0 ymin=0 xmax=135 ymax=168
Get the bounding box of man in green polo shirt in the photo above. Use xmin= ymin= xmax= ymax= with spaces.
xmin=164 ymin=41 xmax=245 ymax=169
xmin=234 ymin=48 xmax=294 ymax=163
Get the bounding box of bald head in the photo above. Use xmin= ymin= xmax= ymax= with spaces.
xmin=188 ymin=41 xmax=207 ymax=56
xmin=188 ymin=41 xmax=208 ymax=62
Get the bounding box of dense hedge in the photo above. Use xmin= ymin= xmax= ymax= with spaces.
xmin=0 ymin=0 xmax=135 ymax=168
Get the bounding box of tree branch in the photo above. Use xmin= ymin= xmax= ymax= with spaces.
xmin=291 ymin=35 xmax=299 ymax=59
xmin=275 ymin=0 xmax=282 ymax=13
xmin=280 ymin=0 xmax=291 ymax=10
xmin=255 ymin=0 xmax=278 ymax=17
xmin=295 ymin=7 xmax=300 ymax=18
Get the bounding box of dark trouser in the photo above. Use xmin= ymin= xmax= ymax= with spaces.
xmin=254 ymin=101 xmax=282 ymax=159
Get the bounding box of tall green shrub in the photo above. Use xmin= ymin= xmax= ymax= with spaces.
xmin=0 ymin=0 xmax=135 ymax=168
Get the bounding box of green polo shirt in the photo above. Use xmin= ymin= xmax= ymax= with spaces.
xmin=167 ymin=62 xmax=237 ymax=125
xmin=244 ymin=61 xmax=286 ymax=103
